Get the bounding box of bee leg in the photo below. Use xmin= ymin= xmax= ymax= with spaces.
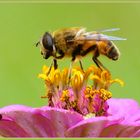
xmin=67 ymin=61 xmax=74 ymax=86
xmin=53 ymin=59 xmax=58 ymax=69
xmin=92 ymin=57 xmax=101 ymax=69
xmin=92 ymin=50 xmax=102 ymax=70
xmin=47 ymin=61 xmax=53 ymax=75
xmin=47 ymin=59 xmax=58 ymax=76
xmin=35 ymin=41 xmax=40 ymax=47
xmin=92 ymin=57 xmax=108 ymax=71
xmin=79 ymin=60 xmax=84 ymax=71
xmin=96 ymin=58 xmax=109 ymax=71
xmin=92 ymin=49 xmax=107 ymax=71
xmin=67 ymin=56 xmax=75 ymax=85
xmin=55 ymin=50 xmax=65 ymax=59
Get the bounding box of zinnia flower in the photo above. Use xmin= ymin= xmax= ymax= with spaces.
xmin=0 ymin=65 xmax=140 ymax=137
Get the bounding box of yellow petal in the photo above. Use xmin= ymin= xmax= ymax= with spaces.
xmin=53 ymin=70 xmax=61 ymax=85
xmin=38 ymin=74 xmax=47 ymax=80
xmin=101 ymin=70 xmax=111 ymax=81
xmin=84 ymin=66 xmax=93 ymax=81
xmin=110 ymin=79 xmax=124 ymax=87
xmin=42 ymin=65 xmax=49 ymax=74
xmin=91 ymin=75 xmax=101 ymax=81
xmin=71 ymin=71 xmax=84 ymax=91
xmin=61 ymin=68 xmax=69 ymax=86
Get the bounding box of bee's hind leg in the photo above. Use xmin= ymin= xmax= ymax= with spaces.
xmin=68 ymin=62 xmax=74 ymax=84
xmin=67 ymin=57 xmax=75 ymax=85
xmin=53 ymin=59 xmax=58 ymax=69
xmin=79 ymin=60 xmax=84 ymax=71
xmin=92 ymin=56 xmax=109 ymax=71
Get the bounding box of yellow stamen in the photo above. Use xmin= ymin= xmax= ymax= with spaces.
xmin=84 ymin=87 xmax=112 ymax=101
xmin=84 ymin=86 xmax=94 ymax=98
xmin=99 ymin=89 xmax=112 ymax=101
xmin=60 ymin=90 xmax=69 ymax=102
xmin=71 ymin=100 xmax=77 ymax=108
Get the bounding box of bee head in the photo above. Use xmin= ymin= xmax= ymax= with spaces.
xmin=40 ymin=32 xmax=54 ymax=59
xmin=106 ymin=41 xmax=120 ymax=61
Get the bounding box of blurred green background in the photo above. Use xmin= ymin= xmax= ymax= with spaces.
xmin=0 ymin=2 xmax=139 ymax=107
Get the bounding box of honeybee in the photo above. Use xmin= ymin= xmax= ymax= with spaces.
xmin=36 ymin=27 xmax=126 ymax=72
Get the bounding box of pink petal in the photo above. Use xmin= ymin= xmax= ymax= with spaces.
xmin=0 ymin=119 xmax=29 ymax=137
xmin=0 ymin=105 xmax=83 ymax=137
xmin=118 ymin=124 xmax=140 ymax=137
xmin=65 ymin=116 xmax=123 ymax=137
xmin=131 ymin=129 xmax=140 ymax=137
xmin=100 ymin=123 xmax=140 ymax=137
xmin=126 ymin=110 xmax=140 ymax=123
xmin=107 ymin=98 xmax=140 ymax=122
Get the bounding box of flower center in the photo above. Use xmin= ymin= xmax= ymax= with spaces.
xmin=38 ymin=65 xmax=123 ymax=116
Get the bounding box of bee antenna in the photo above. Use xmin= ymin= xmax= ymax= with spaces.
xmin=35 ymin=41 xmax=40 ymax=47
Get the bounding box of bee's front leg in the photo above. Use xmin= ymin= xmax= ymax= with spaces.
xmin=53 ymin=50 xmax=64 ymax=70
xmin=47 ymin=60 xmax=53 ymax=75
xmin=47 ymin=59 xmax=58 ymax=76
xmin=55 ymin=50 xmax=65 ymax=59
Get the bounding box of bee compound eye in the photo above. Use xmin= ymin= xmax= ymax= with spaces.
xmin=108 ymin=47 xmax=118 ymax=60
xmin=42 ymin=32 xmax=53 ymax=51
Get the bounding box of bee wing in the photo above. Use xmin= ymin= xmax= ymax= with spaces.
xmin=81 ymin=34 xmax=126 ymax=41
xmin=97 ymin=28 xmax=120 ymax=33
xmin=75 ymin=28 xmax=86 ymax=37
xmin=83 ymin=28 xmax=120 ymax=35
xmin=82 ymin=28 xmax=120 ymax=36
